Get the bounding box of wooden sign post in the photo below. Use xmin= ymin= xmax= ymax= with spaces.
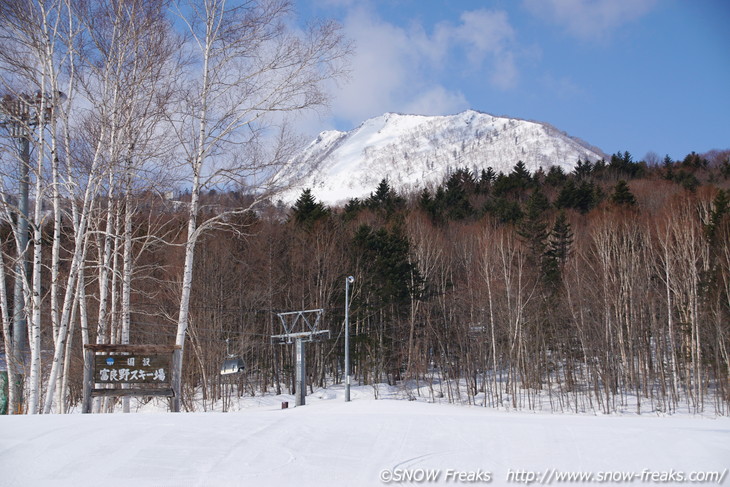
xmin=82 ymin=344 xmax=182 ymax=413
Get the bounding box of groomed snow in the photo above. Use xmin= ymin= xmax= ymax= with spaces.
xmin=2 ymin=385 xmax=728 ymax=487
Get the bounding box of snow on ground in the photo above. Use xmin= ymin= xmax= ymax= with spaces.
xmin=1 ymin=384 xmax=728 ymax=487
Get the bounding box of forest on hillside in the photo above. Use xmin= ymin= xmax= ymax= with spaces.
xmin=179 ymin=151 xmax=730 ymax=415
xmin=8 ymin=148 xmax=730 ymax=415
xmin=1 ymin=1 xmax=728 ymax=417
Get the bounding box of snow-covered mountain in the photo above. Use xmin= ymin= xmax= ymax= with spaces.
xmin=281 ymin=110 xmax=605 ymax=205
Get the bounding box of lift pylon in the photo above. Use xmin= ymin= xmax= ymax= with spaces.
xmin=271 ymin=309 xmax=329 ymax=406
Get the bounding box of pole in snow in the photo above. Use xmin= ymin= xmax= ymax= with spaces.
xmin=295 ymin=338 xmax=306 ymax=406
xmin=345 ymin=275 xmax=354 ymax=402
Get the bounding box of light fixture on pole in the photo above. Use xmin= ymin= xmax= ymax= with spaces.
xmin=345 ymin=275 xmax=354 ymax=402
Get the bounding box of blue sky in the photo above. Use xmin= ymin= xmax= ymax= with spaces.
xmin=295 ymin=0 xmax=729 ymax=162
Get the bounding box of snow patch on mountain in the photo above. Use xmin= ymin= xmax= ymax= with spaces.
xmin=281 ymin=110 xmax=605 ymax=205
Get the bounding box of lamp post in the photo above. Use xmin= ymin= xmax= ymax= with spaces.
xmin=345 ymin=275 xmax=354 ymax=402
xmin=0 ymin=91 xmax=64 ymax=413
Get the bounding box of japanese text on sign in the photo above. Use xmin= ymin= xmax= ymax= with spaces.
xmin=94 ymin=354 xmax=170 ymax=384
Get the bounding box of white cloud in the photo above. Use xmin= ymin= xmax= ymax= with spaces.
xmin=523 ymin=0 xmax=658 ymax=40
xmin=490 ymin=52 xmax=519 ymax=91
xmin=310 ymin=0 xmax=356 ymax=7
xmin=452 ymin=10 xmax=515 ymax=63
xmin=402 ymin=86 xmax=469 ymax=116
xmin=329 ymin=6 xmax=520 ymax=126
xmin=540 ymin=73 xmax=586 ymax=99
xmin=330 ymin=6 xmax=420 ymax=122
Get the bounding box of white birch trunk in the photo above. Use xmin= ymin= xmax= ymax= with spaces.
xmin=58 ymin=283 xmax=79 ymax=414
xmin=97 ymin=178 xmax=116 ymax=345
xmin=42 ymin=140 xmax=105 ymax=413
xmin=78 ymin=261 xmax=90 ymax=347
xmin=27 ymin=126 xmax=45 ymax=415
xmin=175 ymin=168 xmax=202 ymax=349
xmin=0 ymin=243 xmax=17 ymax=413
xmin=50 ymin=132 xmax=62 ymax=345
xmin=174 ymin=8 xmax=213 ymax=366
xmin=110 ymin=207 xmax=122 ymax=344
xmin=58 ymin=219 xmax=93 ymax=413
xmin=168 ymin=0 xmax=349 ymax=403
xmin=121 ymin=162 xmax=133 ymax=413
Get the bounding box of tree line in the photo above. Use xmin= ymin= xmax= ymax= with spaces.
xmin=13 ymin=147 xmax=728 ymax=415
xmin=270 ymin=152 xmax=730 ymax=415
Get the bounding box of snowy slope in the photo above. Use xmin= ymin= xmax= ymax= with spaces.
xmin=281 ymin=110 xmax=605 ymax=205
xmin=2 ymin=385 xmax=728 ymax=487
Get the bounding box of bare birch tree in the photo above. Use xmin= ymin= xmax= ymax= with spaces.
xmin=0 ymin=0 xmax=74 ymax=413
xmin=169 ymin=0 xmax=349 ymax=407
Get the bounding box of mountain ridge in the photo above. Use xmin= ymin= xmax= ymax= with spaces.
xmin=281 ymin=109 xmax=606 ymax=205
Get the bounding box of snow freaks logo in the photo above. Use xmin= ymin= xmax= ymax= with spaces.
xmin=380 ymin=468 xmax=492 ymax=484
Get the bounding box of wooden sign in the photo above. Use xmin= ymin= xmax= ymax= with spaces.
xmin=94 ymin=354 xmax=171 ymax=384
xmin=82 ymin=344 xmax=182 ymax=413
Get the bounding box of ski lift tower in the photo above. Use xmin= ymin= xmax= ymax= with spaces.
xmin=271 ymin=309 xmax=329 ymax=406
xmin=1 ymin=91 xmax=65 ymax=413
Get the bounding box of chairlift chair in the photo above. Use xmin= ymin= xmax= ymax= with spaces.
xmin=220 ymin=338 xmax=245 ymax=375
xmin=220 ymin=357 xmax=245 ymax=375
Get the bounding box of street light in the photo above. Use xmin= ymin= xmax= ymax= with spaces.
xmin=345 ymin=275 xmax=354 ymax=402
xmin=0 ymin=90 xmax=65 ymax=413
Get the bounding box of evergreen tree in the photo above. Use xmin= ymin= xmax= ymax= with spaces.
xmin=609 ymin=151 xmax=643 ymax=179
xmin=442 ymin=169 xmax=475 ymax=220
xmin=668 ymin=169 xmax=700 ymax=192
xmin=343 ymin=197 xmax=363 ymax=221
xmin=477 ymin=167 xmax=496 ymax=193
xmin=353 ymin=224 xmax=421 ymax=307
xmin=367 ymin=179 xmax=392 ymax=206
xmin=547 ymin=211 xmax=573 ymax=265
xmin=545 ymin=165 xmax=567 ymax=187
xmin=663 ymin=155 xmax=674 ymax=181
xmin=433 ymin=186 xmax=447 ymax=211
xmin=418 ymin=188 xmax=433 ymax=211
xmin=721 ymin=158 xmax=730 ymax=179
xmin=555 ymin=179 xmax=576 ymax=209
xmin=527 ymin=188 xmax=551 ymax=213
xmin=484 ymin=197 xmax=523 ymax=224
xmin=555 ymin=179 xmax=601 ymax=214
xmin=578 ymin=180 xmax=602 ymax=211
xmin=512 ymin=160 xmax=531 ymax=182
xmin=418 ymin=189 xmax=439 ymax=221
xmin=573 ymin=159 xmax=593 ymax=179
xmin=543 ymin=211 xmax=574 ymax=286
xmin=533 ymin=167 xmax=547 ymax=185
xmin=517 ymin=190 xmax=550 ymax=267
xmin=491 ymin=172 xmax=511 ymax=196
xmin=493 ymin=161 xmax=534 ymax=197
xmin=706 ymin=189 xmax=729 ymax=242
xmin=366 ymin=179 xmax=405 ymax=216
xmin=592 ymin=158 xmax=607 ymax=178
xmin=291 ymin=188 xmax=329 ymax=227
xmin=447 ymin=168 xmax=477 ymax=192
xmin=681 ymin=151 xmax=708 ymax=169
xmin=611 ymin=180 xmax=636 ymax=207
